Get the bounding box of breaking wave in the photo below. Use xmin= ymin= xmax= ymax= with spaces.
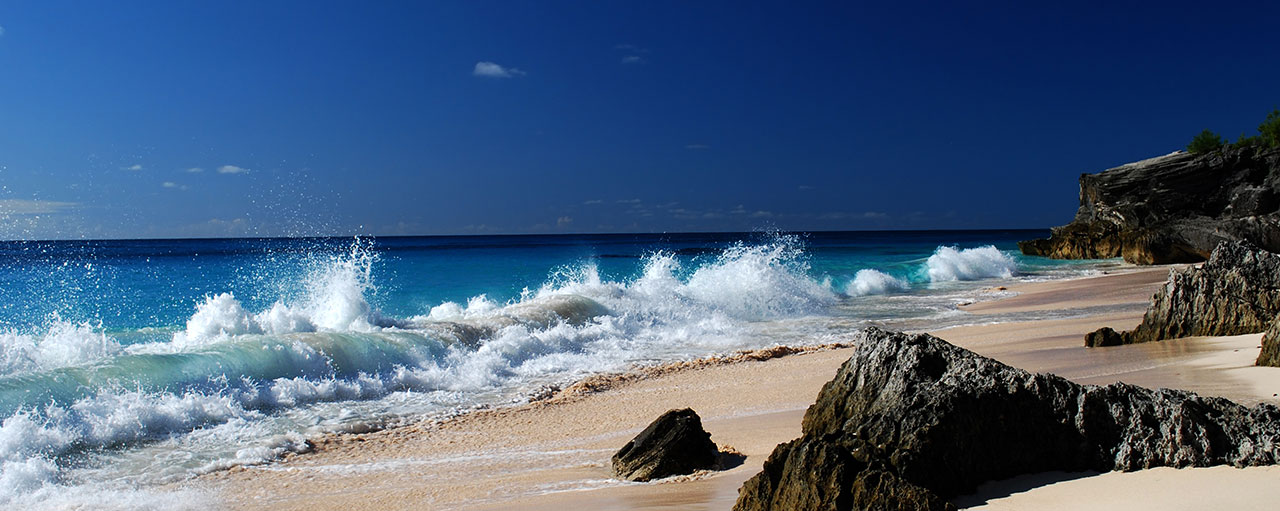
xmin=924 ymin=245 xmax=1018 ymax=282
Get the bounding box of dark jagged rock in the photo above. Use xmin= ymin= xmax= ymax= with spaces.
xmin=1083 ymin=326 xmax=1130 ymax=347
xmin=1020 ymin=145 xmax=1280 ymax=264
xmin=734 ymin=328 xmax=1280 ymax=511
xmin=1084 ymin=240 xmax=1280 ymax=348
xmin=611 ymin=408 xmax=718 ymax=481
xmin=1259 ymin=316 xmax=1280 ymax=367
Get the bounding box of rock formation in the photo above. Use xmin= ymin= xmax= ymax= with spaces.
xmin=1258 ymin=316 xmax=1280 ymax=367
xmin=612 ymin=408 xmax=719 ymax=481
xmin=1019 ymin=145 xmax=1280 ymax=264
xmin=734 ymin=328 xmax=1280 ymax=511
xmin=1083 ymin=240 xmax=1280 ymax=347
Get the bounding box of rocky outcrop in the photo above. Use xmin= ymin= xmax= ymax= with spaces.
xmin=1084 ymin=240 xmax=1280 ymax=347
xmin=1020 ymin=145 xmax=1280 ymax=264
xmin=1259 ymin=316 xmax=1280 ymax=367
xmin=612 ymin=408 xmax=719 ymax=481
xmin=734 ymin=328 xmax=1280 ymax=511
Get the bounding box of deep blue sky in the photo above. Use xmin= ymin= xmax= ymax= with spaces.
xmin=1 ymin=1 xmax=1276 ymax=239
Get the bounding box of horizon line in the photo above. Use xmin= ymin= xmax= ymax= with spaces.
xmin=0 ymin=227 xmax=1051 ymax=244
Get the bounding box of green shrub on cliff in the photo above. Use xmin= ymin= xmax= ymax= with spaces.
xmin=1236 ymin=133 xmax=1262 ymax=148
xmin=1260 ymin=109 xmax=1280 ymax=148
xmin=1187 ymin=129 xmax=1225 ymax=154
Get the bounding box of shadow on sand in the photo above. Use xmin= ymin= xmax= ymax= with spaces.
xmin=951 ymin=470 xmax=1103 ymax=508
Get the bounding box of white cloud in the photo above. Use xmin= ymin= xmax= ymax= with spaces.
xmin=750 ymin=210 xmax=774 ymax=218
xmin=473 ymin=61 xmax=525 ymax=78
xmin=621 ymin=55 xmax=643 ymax=64
xmin=217 ymin=165 xmax=248 ymax=174
xmin=556 ymin=216 xmax=573 ymax=227
xmin=122 ymin=164 xmax=143 ymax=171
xmin=614 ymin=44 xmax=649 ymax=53
xmin=616 ymin=198 xmax=642 ymax=204
xmin=583 ymin=199 xmax=604 ymax=205
xmin=0 ymin=26 xmax=6 ymax=37
xmin=0 ymin=199 xmax=78 ymax=215
xmin=162 ymin=182 xmax=189 ymax=190
xmin=185 ymin=167 xmax=204 ymax=173
xmin=797 ymin=185 xmax=814 ymax=191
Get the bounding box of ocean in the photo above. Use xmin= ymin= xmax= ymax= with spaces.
xmin=0 ymin=230 xmax=1122 ymax=509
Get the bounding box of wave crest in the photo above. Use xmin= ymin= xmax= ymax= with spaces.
xmin=925 ymin=245 xmax=1017 ymax=282
xmin=846 ymin=269 xmax=910 ymax=296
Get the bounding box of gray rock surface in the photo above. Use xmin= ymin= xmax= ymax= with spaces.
xmin=1258 ymin=315 xmax=1280 ymax=367
xmin=734 ymin=328 xmax=1280 ymax=511
xmin=1084 ymin=240 xmax=1280 ymax=347
xmin=1020 ymin=145 xmax=1280 ymax=264
xmin=611 ymin=408 xmax=718 ymax=481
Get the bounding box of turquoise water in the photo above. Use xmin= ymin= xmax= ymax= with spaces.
xmin=0 ymin=230 xmax=1118 ymax=509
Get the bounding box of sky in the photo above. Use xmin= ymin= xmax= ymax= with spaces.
xmin=0 ymin=1 xmax=1277 ymax=240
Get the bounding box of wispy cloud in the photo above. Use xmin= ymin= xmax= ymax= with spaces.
xmin=0 ymin=199 xmax=78 ymax=215
xmin=556 ymin=216 xmax=574 ymax=227
xmin=616 ymin=198 xmax=642 ymax=204
xmin=185 ymin=167 xmax=204 ymax=173
xmin=0 ymin=26 xmax=6 ymax=37
xmin=684 ymin=144 xmax=710 ymax=150
xmin=615 ymin=44 xmax=649 ymax=64
xmin=162 ymin=181 xmax=189 ymax=191
xmin=583 ymin=199 xmax=604 ymax=205
xmin=473 ymin=61 xmax=525 ymax=78
xmin=122 ymin=164 xmax=143 ymax=171
xmin=797 ymin=185 xmax=814 ymax=191
xmin=217 ymin=165 xmax=248 ymax=174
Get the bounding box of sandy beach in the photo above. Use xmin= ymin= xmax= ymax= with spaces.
xmin=193 ymin=266 xmax=1280 ymax=510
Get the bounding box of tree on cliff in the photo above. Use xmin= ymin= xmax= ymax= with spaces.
xmin=1187 ymin=129 xmax=1224 ymax=154
xmin=1261 ymin=109 xmax=1280 ymax=148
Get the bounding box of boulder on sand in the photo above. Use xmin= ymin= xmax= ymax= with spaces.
xmin=734 ymin=328 xmax=1280 ymax=511
xmin=611 ymin=408 xmax=719 ymax=481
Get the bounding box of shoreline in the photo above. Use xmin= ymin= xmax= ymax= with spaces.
xmin=190 ymin=265 xmax=1280 ymax=510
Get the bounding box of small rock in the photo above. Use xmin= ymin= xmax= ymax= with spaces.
xmin=612 ymin=408 xmax=718 ymax=481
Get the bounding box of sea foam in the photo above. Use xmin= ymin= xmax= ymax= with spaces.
xmin=846 ymin=269 xmax=910 ymax=296
xmin=0 ymin=319 xmax=123 ymax=376
xmin=925 ymin=245 xmax=1017 ymax=282
xmin=0 ymin=235 xmax=1035 ymax=509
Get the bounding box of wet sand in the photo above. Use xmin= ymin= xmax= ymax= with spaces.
xmin=194 ymin=266 xmax=1280 ymax=510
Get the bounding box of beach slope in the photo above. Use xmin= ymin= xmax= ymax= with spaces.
xmin=195 ymin=266 xmax=1280 ymax=510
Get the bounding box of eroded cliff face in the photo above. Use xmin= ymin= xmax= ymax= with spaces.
xmin=1020 ymin=146 xmax=1280 ymax=264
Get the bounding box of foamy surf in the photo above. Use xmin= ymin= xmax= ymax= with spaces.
xmin=0 ymin=231 xmax=1108 ymax=508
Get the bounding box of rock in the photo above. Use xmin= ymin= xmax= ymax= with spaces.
xmin=611 ymin=408 xmax=719 ymax=481
xmin=734 ymin=328 xmax=1280 ymax=511
xmin=1259 ymin=316 xmax=1280 ymax=367
xmin=1085 ymin=240 xmax=1280 ymax=348
xmin=1083 ymin=326 xmax=1130 ymax=347
xmin=1019 ymin=145 xmax=1280 ymax=264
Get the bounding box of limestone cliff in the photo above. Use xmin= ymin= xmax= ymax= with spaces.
xmin=1020 ymin=145 xmax=1280 ymax=264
